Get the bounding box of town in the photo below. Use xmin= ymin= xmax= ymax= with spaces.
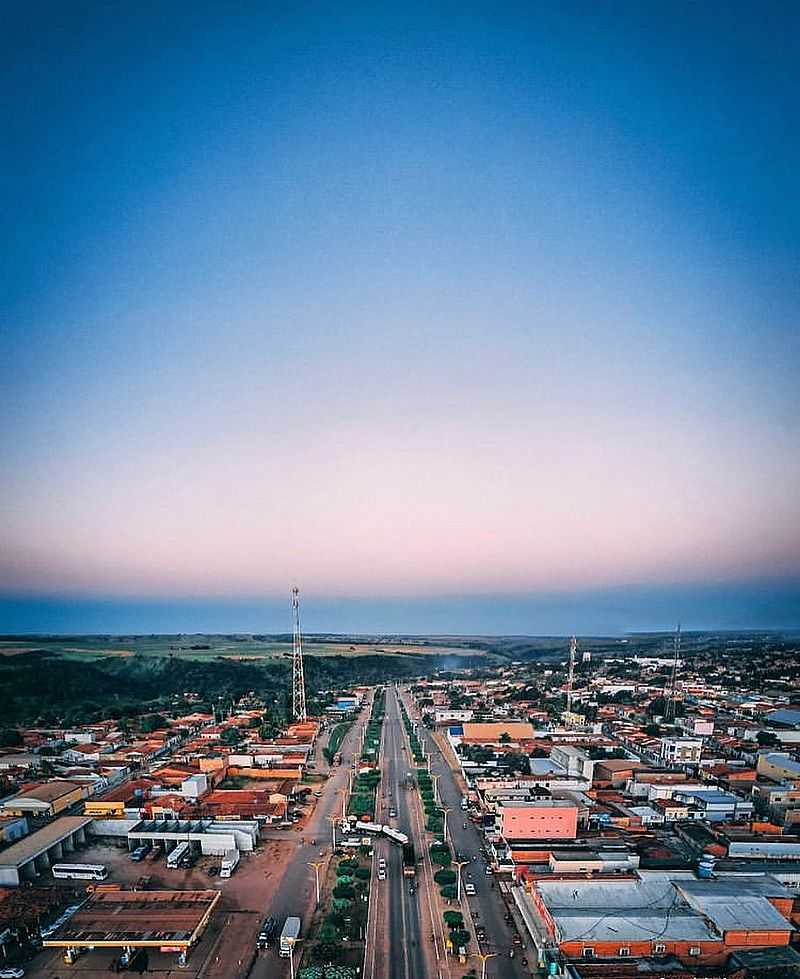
xmin=0 ymin=628 xmax=799 ymax=979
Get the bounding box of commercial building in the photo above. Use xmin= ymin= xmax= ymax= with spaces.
xmin=0 ymin=816 xmax=92 ymax=885
xmin=522 ymin=873 xmax=794 ymax=967
xmin=42 ymin=889 xmax=220 ymax=964
xmin=498 ymin=800 xmax=578 ymax=840
xmin=0 ymin=780 xmax=86 ymax=817
xmin=460 ymin=722 xmax=535 ymax=744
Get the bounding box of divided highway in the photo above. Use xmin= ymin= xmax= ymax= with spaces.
xmin=397 ymin=688 xmax=530 ymax=979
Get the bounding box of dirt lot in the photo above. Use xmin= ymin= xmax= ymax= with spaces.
xmin=25 ymin=837 xmax=303 ymax=979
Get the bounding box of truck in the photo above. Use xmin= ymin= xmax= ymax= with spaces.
xmin=220 ymin=849 xmax=240 ymax=878
xmin=402 ymin=841 xmax=416 ymax=877
xmin=279 ymin=916 xmax=302 ymax=957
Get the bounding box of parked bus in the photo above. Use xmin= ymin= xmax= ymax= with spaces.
xmin=52 ymin=863 xmax=108 ymax=881
xmin=166 ymin=841 xmax=190 ymax=869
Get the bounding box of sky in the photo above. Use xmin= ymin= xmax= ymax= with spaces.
xmin=2 ymin=2 xmax=799 ymax=635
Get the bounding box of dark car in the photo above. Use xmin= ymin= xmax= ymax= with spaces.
xmin=207 ymin=865 xmax=219 ymax=877
xmin=257 ymin=916 xmax=278 ymax=948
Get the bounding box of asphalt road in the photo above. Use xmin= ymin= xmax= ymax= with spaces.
xmin=250 ymin=696 xmax=373 ymax=979
xmin=381 ymin=686 xmax=428 ymax=979
xmin=398 ymin=690 xmax=532 ymax=979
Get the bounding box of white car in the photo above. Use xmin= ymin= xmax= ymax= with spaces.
xmin=464 ymin=883 xmax=476 ymax=896
xmin=378 ymin=869 xmax=386 ymax=880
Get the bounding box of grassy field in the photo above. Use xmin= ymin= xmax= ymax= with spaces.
xmin=0 ymin=633 xmax=490 ymax=662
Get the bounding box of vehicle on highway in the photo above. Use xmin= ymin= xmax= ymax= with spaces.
xmin=279 ymin=916 xmax=302 ymax=957
xmin=257 ymin=916 xmax=278 ymax=949
xmin=402 ymin=841 xmax=416 ymax=876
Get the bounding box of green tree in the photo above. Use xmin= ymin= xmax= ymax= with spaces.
xmin=757 ymin=731 xmax=780 ymax=747
xmin=221 ymin=726 xmax=244 ymax=745
xmin=498 ymin=731 xmax=511 ymax=744
xmin=140 ymin=713 xmax=168 ymax=733
xmin=0 ymin=729 xmax=23 ymax=747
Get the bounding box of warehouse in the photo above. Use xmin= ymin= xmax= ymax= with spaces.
xmin=0 ymin=780 xmax=86 ymax=817
xmin=0 ymin=816 xmax=92 ymax=885
xmin=126 ymin=817 xmax=258 ymax=855
xmin=42 ymin=889 xmax=220 ymax=965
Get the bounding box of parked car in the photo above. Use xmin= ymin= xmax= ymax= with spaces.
xmin=257 ymin=916 xmax=278 ymax=949
xmin=0 ymin=968 xmax=25 ymax=978
xmin=207 ymin=865 xmax=219 ymax=877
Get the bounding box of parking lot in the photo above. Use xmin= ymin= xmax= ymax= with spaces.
xmin=25 ymin=837 xmax=303 ymax=979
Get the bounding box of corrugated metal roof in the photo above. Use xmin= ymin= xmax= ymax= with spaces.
xmin=766 ymin=708 xmax=800 ymax=727
xmin=553 ymin=909 xmax=715 ymax=943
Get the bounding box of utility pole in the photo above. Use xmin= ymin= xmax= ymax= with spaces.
xmin=291 ymin=587 xmax=307 ymax=722
xmin=565 ymin=635 xmax=577 ymax=717
xmin=308 ymin=861 xmax=324 ymax=906
xmin=453 ymin=859 xmax=469 ymax=902
xmin=327 ymin=814 xmax=339 ymax=849
xmin=665 ymin=623 xmax=682 ymax=722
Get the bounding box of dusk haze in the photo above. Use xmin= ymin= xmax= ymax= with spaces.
xmin=2 ymin=2 xmax=799 ymax=634
xmin=3 ymin=7 xmax=800 ymax=978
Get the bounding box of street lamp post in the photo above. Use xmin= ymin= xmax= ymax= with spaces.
xmin=286 ymin=937 xmax=303 ymax=979
xmin=308 ymin=861 xmax=324 ymax=906
xmin=327 ymin=814 xmax=338 ymax=849
xmin=452 ymin=860 xmax=469 ymax=902
xmin=440 ymin=806 xmax=452 ymax=843
xmin=477 ymin=950 xmax=496 ymax=979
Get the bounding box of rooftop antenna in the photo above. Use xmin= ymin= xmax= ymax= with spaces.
xmin=566 ymin=635 xmax=577 ymax=716
xmin=291 ymin=587 xmax=307 ymax=722
xmin=664 ymin=623 xmax=681 ymax=722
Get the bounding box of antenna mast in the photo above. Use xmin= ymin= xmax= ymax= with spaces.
xmin=566 ymin=635 xmax=577 ymax=716
xmin=664 ymin=623 xmax=681 ymax=722
xmin=291 ymin=587 xmax=307 ymax=722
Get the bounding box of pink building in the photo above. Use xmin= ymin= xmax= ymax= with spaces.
xmin=499 ymin=800 xmax=578 ymax=840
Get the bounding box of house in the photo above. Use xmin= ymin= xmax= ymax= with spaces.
xmin=660 ymin=737 xmax=703 ymax=766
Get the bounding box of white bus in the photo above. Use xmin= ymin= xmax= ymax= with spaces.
xmin=166 ymin=841 xmax=190 ymax=869
xmin=52 ymin=863 xmax=108 ymax=881
xmin=382 ymin=826 xmax=409 ymax=846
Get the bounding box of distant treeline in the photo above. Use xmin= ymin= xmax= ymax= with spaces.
xmin=0 ymin=648 xmax=493 ymax=726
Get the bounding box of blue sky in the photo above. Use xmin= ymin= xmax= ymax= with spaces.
xmin=2 ymin=2 xmax=798 ymax=634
